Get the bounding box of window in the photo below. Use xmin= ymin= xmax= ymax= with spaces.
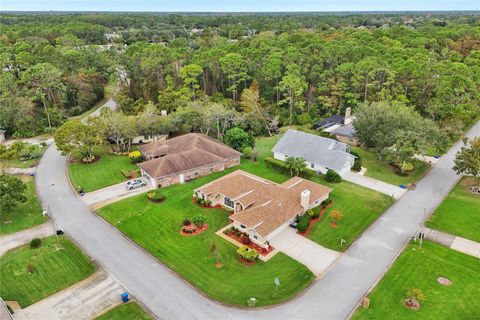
xmin=194 ymin=172 xmax=198 ymax=176
xmin=310 ymin=162 xmax=315 ymax=168
xmin=240 ymin=224 xmax=246 ymax=229
xmin=253 ymin=234 xmax=258 ymax=239
xmin=224 ymin=197 xmax=234 ymax=208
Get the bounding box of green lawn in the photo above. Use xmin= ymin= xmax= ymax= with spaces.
xmin=426 ymin=177 xmax=480 ymax=242
xmin=0 ymin=176 xmax=47 ymax=235
xmin=3 ymin=144 xmax=47 ymax=168
xmin=98 ymin=170 xmax=314 ymax=307
xmin=353 ymin=241 xmax=480 ymax=320
xmin=0 ymin=236 xmax=96 ymax=307
xmin=96 ymin=302 xmax=152 ymax=320
xmin=68 ymin=146 xmax=138 ymax=192
xmin=351 ymin=147 xmax=429 ymax=186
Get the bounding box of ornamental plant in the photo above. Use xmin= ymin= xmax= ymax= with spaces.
xmin=128 ymin=150 xmax=142 ymax=163
xmin=296 ymin=215 xmax=310 ymax=233
xmin=192 ymin=214 xmax=206 ymax=227
xmin=236 ymin=246 xmax=259 ymax=262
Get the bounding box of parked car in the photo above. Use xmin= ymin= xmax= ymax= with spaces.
xmin=125 ymin=179 xmax=147 ymax=190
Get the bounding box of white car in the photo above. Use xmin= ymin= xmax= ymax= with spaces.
xmin=125 ymin=179 xmax=147 ymax=190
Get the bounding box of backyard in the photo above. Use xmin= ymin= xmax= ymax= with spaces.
xmin=0 ymin=236 xmax=96 ymax=307
xmin=68 ymin=145 xmax=138 ymax=192
xmin=351 ymin=147 xmax=429 ymax=186
xmin=95 ymin=302 xmax=152 ymax=320
xmin=426 ymin=177 xmax=480 ymax=242
xmin=353 ymin=241 xmax=480 ymax=320
xmin=98 ymin=170 xmax=314 ymax=307
xmin=0 ymin=175 xmax=47 ymax=235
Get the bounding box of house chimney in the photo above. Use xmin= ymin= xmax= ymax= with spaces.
xmin=300 ymin=189 xmax=310 ymax=212
xmin=344 ymin=107 xmax=353 ymax=125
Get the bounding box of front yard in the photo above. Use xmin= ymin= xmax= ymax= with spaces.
xmin=0 ymin=175 xmax=47 ymax=235
xmin=95 ymin=302 xmax=152 ymax=320
xmin=68 ymin=146 xmax=138 ymax=192
xmin=98 ymin=171 xmax=314 ymax=307
xmin=353 ymin=241 xmax=480 ymax=320
xmin=351 ymin=147 xmax=429 ymax=186
xmin=0 ymin=236 xmax=96 ymax=307
xmin=426 ymin=177 xmax=480 ymax=242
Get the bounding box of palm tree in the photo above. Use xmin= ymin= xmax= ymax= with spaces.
xmin=293 ymin=157 xmax=306 ymax=176
xmin=285 ymin=156 xmax=296 ymax=177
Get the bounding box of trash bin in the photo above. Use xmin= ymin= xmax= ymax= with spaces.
xmin=121 ymin=292 xmax=129 ymax=303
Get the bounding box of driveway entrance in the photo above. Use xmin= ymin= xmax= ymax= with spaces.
xmin=270 ymin=228 xmax=340 ymax=276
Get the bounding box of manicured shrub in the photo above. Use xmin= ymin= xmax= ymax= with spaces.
xmin=183 ymin=219 xmax=191 ymax=226
xmin=205 ymin=200 xmax=212 ymax=207
xmin=242 ymin=146 xmax=253 ymax=158
xmin=325 ymin=169 xmax=342 ymax=183
xmin=236 ymin=246 xmax=259 ymax=262
xmin=128 ymin=150 xmax=142 ymax=163
xmin=30 ymin=238 xmax=42 ymax=249
xmin=296 ymin=216 xmax=310 ymax=233
xmin=406 ymin=287 xmax=426 ymax=303
xmin=321 ymin=198 xmax=333 ymax=208
xmin=306 ymin=210 xmax=315 ymax=219
xmin=350 ymin=151 xmax=362 ymax=172
xmin=147 ymin=190 xmax=166 ymax=202
xmin=224 ymin=127 xmax=254 ymax=151
xmin=240 ymin=236 xmax=251 ymax=245
xmin=312 ymin=210 xmax=320 ymax=219
xmin=192 ymin=214 xmax=206 ymax=227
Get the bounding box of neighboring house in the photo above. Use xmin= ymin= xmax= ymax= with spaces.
xmin=195 ymin=170 xmax=332 ymax=249
xmin=313 ymin=107 xmax=359 ymax=145
xmin=0 ymin=129 xmax=5 ymax=143
xmin=138 ymin=133 xmax=241 ymax=187
xmin=272 ymin=129 xmax=355 ymax=177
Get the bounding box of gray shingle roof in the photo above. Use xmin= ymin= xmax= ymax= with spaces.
xmin=272 ymin=129 xmax=355 ymax=171
xmin=330 ymin=122 xmax=356 ymax=138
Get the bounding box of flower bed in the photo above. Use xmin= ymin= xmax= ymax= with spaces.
xmin=147 ymin=190 xmax=166 ymax=203
xmin=180 ymin=224 xmax=208 ymax=236
xmin=223 ymin=226 xmax=275 ymax=256
xmin=297 ymin=200 xmax=334 ymax=237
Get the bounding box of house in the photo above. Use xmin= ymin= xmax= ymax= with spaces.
xmin=194 ymin=170 xmax=332 ymax=249
xmin=313 ymin=107 xmax=359 ymax=145
xmin=272 ymin=129 xmax=355 ymax=177
xmin=138 ymin=133 xmax=241 ymax=187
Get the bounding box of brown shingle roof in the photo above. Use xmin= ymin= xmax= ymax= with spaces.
xmin=138 ymin=133 xmax=241 ymax=179
xmin=196 ymin=170 xmax=332 ymax=237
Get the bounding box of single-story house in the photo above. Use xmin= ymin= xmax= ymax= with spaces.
xmin=138 ymin=133 xmax=241 ymax=187
xmin=312 ymin=107 xmax=359 ymax=145
xmin=272 ymin=129 xmax=355 ymax=177
xmin=194 ymin=170 xmax=332 ymax=249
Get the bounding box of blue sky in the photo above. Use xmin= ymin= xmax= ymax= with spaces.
xmin=1 ymin=0 xmax=479 ymax=12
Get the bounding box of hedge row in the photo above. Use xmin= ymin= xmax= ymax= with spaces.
xmin=264 ymin=157 xmax=313 ymax=179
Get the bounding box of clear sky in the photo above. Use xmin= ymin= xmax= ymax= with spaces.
xmin=1 ymin=0 xmax=479 ymax=12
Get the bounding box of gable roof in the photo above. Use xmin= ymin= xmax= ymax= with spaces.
xmin=330 ymin=122 xmax=357 ymax=138
xmin=312 ymin=115 xmax=344 ymax=130
xmin=138 ymin=133 xmax=241 ymax=179
xmin=272 ymin=129 xmax=355 ymax=171
xmin=196 ymin=170 xmax=332 ymax=238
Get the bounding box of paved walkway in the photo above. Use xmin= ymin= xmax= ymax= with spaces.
xmin=1 ymin=137 xmax=53 ymax=147
xmin=35 ymin=120 xmax=480 ymax=320
xmin=0 ymin=221 xmax=54 ymax=256
xmin=270 ymin=228 xmax=340 ymax=277
xmin=82 ymin=98 xmax=117 ymax=123
xmin=5 ymin=167 xmax=36 ymax=175
xmin=343 ymin=171 xmax=406 ymax=199
xmin=82 ymin=181 xmax=154 ymax=209
xmin=17 ymin=271 xmax=124 ymax=320
xmin=423 ymin=227 xmax=480 ymax=259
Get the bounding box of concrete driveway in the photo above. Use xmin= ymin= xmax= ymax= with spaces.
xmin=82 ymin=180 xmax=154 ymax=209
xmin=0 ymin=221 xmax=54 ymax=256
xmin=270 ymin=228 xmax=341 ymax=276
xmin=343 ymin=171 xmax=406 ymax=199
xmin=18 ymin=271 xmax=124 ymax=320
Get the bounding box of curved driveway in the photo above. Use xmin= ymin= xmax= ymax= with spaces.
xmin=36 ymin=121 xmax=480 ymax=320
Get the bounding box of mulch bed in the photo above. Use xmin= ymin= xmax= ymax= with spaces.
xmin=239 ymin=257 xmax=257 ymax=266
xmin=403 ymin=298 xmax=420 ymax=310
xmin=191 ymin=199 xmax=225 ymax=210
xmin=180 ymin=224 xmax=208 ymax=236
xmin=297 ymin=201 xmax=334 ymax=237
xmin=225 ymin=232 xmax=275 ymax=256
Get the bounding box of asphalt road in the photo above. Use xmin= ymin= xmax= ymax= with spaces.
xmin=35 ymin=120 xmax=479 ymax=320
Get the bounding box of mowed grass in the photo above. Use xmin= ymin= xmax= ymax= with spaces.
xmin=68 ymin=146 xmax=137 ymax=192
xmin=98 ymin=170 xmax=314 ymax=307
xmin=426 ymin=177 xmax=480 ymax=242
xmin=95 ymin=302 xmax=152 ymax=320
xmin=0 ymin=176 xmax=47 ymax=235
xmin=0 ymin=236 xmax=96 ymax=307
xmin=351 ymin=147 xmax=429 ymax=186
xmin=353 ymin=241 xmax=480 ymax=320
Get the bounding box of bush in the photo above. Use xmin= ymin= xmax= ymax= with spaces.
xmin=120 ymin=169 xmax=131 ymax=178
xmin=321 ymin=198 xmax=333 ymax=208
xmin=192 ymin=214 xmax=206 ymax=227
xmin=147 ymin=190 xmax=166 ymax=202
xmin=242 ymin=146 xmax=253 ymax=158
xmin=183 ymin=219 xmax=191 ymax=226
xmin=312 ymin=210 xmax=320 ymax=219
xmin=181 ymin=225 xmax=196 ymax=234
xmin=30 ymin=238 xmax=42 ymax=249
xmin=240 ymin=236 xmax=251 ymax=245
xmin=406 ymin=288 xmax=427 ymax=303
xmin=296 ymin=216 xmax=310 ymax=233
xmin=236 ymin=245 xmax=259 ymax=262
xmin=128 ymin=150 xmax=142 ymax=163
xmin=350 ymin=151 xmax=362 ymax=172
xmin=325 ymin=169 xmax=342 ymax=183
xmin=306 ymin=210 xmax=315 ymax=219
xmin=224 ymin=127 xmax=254 ymax=151
xmin=265 ymin=157 xmax=312 ymax=178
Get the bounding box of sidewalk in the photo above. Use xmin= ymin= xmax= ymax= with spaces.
xmin=0 ymin=221 xmax=54 ymax=256
xmin=343 ymin=171 xmax=406 ymax=199
xmin=82 ymin=181 xmax=155 ymax=209
xmin=5 ymin=167 xmax=36 ymax=175
xmin=423 ymin=227 xmax=480 ymax=259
